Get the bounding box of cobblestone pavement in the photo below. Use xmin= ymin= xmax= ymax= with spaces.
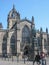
xmin=0 ymin=57 xmax=48 ymax=65
xmin=46 ymin=57 xmax=49 ymax=65
xmin=0 ymin=57 xmax=37 ymax=65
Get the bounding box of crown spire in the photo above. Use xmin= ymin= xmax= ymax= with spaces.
xmin=13 ymin=4 xmax=15 ymax=11
xmin=32 ymin=16 xmax=34 ymax=25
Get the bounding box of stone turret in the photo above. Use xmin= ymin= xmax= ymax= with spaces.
xmin=40 ymin=27 xmax=43 ymax=33
xmin=31 ymin=16 xmax=35 ymax=29
xmin=7 ymin=5 xmax=20 ymax=29
xmin=32 ymin=16 xmax=34 ymax=25
xmin=0 ymin=23 xmax=3 ymax=29
xmin=46 ymin=28 xmax=48 ymax=34
xmin=8 ymin=5 xmax=20 ymax=19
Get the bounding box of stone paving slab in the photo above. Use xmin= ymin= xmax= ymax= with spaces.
xmin=0 ymin=57 xmax=48 ymax=65
xmin=0 ymin=60 xmax=33 ymax=65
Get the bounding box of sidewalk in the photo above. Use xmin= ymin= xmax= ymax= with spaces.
xmin=0 ymin=57 xmax=35 ymax=65
xmin=0 ymin=60 xmax=33 ymax=65
xmin=0 ymin=57 xmax=48 ymax=65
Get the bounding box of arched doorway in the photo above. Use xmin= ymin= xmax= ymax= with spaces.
xmin=10 ymin=33 xmax=16 ymax=55
xmin=23 ymin=45 xmax=29 ymax=55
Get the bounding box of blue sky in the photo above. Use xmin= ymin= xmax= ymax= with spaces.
xmin=0 ymin=0 xmax=49 ymax=32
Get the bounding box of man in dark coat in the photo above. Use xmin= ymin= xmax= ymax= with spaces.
xmin=34 ymin=52 xmax=41 ymax=65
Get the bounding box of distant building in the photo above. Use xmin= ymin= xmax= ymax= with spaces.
xmin=0 ymin=5 xmax=49 ymax=57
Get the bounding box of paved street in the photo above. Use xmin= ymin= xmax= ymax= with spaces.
xmin=0 ymin=57 xmax=48 ymax=65
xmin=0 ymin=59 xmax=33 ymax=65
xmin=46 ymin=57 xmax=49 ymax=65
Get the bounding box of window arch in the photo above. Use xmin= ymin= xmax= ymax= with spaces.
xmin=2 ymin=34 xmax=7 ymax=57
xmin=22 ymin=25 xmax=30 ymax=44
xmin=10 ymin=33 xmax=16 ymax=55
xmin=10 ymin=35 xmax=15 ymax=45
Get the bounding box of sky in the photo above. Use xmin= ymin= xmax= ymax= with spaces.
xmin=0 ymin=0 xmax=49 ymax=32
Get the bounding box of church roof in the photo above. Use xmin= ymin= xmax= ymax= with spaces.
xmin=20 ymin=17 xmax=31 ymax=23
xmin=11 ymin=18 xmax=34 ymax=29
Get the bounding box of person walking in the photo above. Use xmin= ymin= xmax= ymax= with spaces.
xmin=33 ymin=52 xmax=41 ymax=65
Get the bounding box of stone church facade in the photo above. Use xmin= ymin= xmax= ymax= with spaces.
xmin=0 ymin=5 xmax=49 ymax=57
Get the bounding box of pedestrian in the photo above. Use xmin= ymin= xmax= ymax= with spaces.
xmin=34 ymin=52 xmax=41 ymax=65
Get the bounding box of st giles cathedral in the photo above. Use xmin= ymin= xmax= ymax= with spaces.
xmin=0 ymin=5 xmax=49 ymax=58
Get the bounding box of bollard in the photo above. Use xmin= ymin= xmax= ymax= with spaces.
xmin=8 ymin=55 xmax=9 ymax=61
xmin=2 ymin=55 xmax=3 ymax=60
xmin=12 ymin=55 xmax=13 ymax=61
xmin=24 ymin=57 xmax=25 ymax=64
xmin=17 ymin=54 xmax=19 ymax=62
xmin=4 ymin=57 xmax=6 ymax=60
xmin=7 ymin=53 xmax=9 ymax=61
xmin=17 ymin=56 xmax=18 ymax=62
xmin=4 ymin=54 xmax=7 ymax=61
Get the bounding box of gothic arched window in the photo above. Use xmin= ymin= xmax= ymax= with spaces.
xmin=10 ymin=34 xmax=16 ymax=55
xmin=11 ymin=35 xmax=15 ymax=44
xmin=2 ymin=34 xmax=7 ymax=57
xmin=22 ymin=25 xmax=30 ymax=44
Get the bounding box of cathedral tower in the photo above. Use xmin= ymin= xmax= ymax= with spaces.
xmin=7 ymin=5 xmax=20 ymax=29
